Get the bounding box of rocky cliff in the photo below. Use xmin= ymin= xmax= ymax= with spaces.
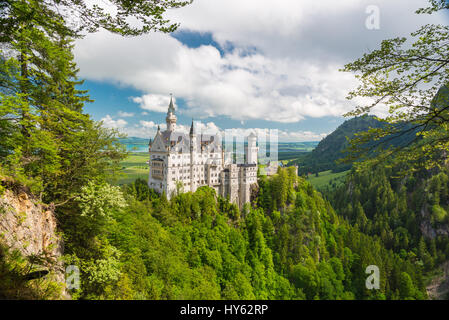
xmin=0 ymin=180 xmax=68 ymax=299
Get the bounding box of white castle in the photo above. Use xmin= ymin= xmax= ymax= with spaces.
xmin=148 ymin=96 xmax=258 ymax=208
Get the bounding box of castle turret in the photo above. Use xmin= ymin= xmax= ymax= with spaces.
xmin=166 ymin=94 xmax=177 ymax=132
xmin=189 ymin=119 xmax=196 ymax=152
xmin=246 ymin=132 xmax=258 ymax=165
xmin=189 ymin=120 xmax=197 ymax=192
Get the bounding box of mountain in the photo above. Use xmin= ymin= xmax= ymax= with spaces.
xmin=290 ymin=116 xmax=418 ymax=175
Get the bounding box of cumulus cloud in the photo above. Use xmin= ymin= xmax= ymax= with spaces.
xmin=119 ymin=119 xmax=325 ymax=142
xmin=168 ymin=0 xmax=444 ymax=61
xmin=132 ymin=94 xmax=178 ymax=113
xmin=75 ymin=0 xmax=446 ymax=127
xmin=77 ymin=31 xmax=357 ymax=122
xmin=100 ymin=115 xmax=127 ymax=128
xmin=139 ymin=120 xmax=159 ymax=129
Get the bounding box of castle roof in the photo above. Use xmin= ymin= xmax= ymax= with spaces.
xmin=157 ymin=129 xmax=223 ymax=153
xmin=151 ymin=94 xmax=222 ymax=153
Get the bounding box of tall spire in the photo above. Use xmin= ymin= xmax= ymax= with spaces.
xmin=190 ymin=119 xmax=196 ymax=153
xmin=168 ymin=93 xmax=175 ymax=114
xmin=166 ymin=93 xmax=177 ymax=131
xmin=190 ymin=119 xmax=195 ymax=135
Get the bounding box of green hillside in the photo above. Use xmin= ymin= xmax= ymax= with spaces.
xmin=114 ymin=153 xmax=148 ymax=185
xmin=307 ymin=170 xmax=350 ymax=191
xmin=289 ymin=116 xmax=418 ymax=175
xmin=64 ymin=169 xmax=427 ymax=299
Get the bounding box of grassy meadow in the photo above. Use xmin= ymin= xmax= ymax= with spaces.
xmin=306 ymin=170 xmax=349 ymax=190
xmin=115 ymin=153 xmax=149 ymax=185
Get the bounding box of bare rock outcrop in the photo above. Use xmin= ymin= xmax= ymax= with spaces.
xmin=0 ymin=184 xmax=68 ymax=298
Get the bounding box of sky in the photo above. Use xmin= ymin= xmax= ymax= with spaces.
xmin=74 ymin=0 xmax=448 ymax=142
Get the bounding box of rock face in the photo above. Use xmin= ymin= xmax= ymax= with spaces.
xmin=420 ymin=206 xmax=449 ymax=239
xmin=426 ymin=261 xmax=449 ymax=300
xmin=0 ymin=186 xmax=67 ymax=298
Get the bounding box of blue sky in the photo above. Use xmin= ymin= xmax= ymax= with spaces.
xmin=75 ymin=0 xmax=448 ymax=141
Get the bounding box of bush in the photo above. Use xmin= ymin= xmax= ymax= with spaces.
xmin=432 ymin=205 xmax=448 ymax=224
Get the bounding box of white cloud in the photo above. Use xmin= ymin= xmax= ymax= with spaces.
xmin=139 ymin=120 xmax=158 ymax=128
xmin=117 ymin=111 xmax=135 ymax=117
xmin=280 ymin=130 xmax=328 ymax=142
xmin=119 ymin=119 xmax=325 ymax=142
xmin=100 ymin=115 xmax=127 ymax=128
xmin=132 ymin=94 xmax=178 ymax=113
xmin=168 ymin=0 xmax=443 ymax=62
xmin=75 ymin=0 xmax=447 ymax=124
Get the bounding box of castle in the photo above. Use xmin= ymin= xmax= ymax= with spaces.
xmin=148 ymin=96 xmax=258 ymax=208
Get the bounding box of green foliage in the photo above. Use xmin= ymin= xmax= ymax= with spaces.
xmin=0 ymin=0 xmax=196 ymax=301
xmin=255 ymin=169 xmax=426 ymax=300
xmin=342 ymin=1 xmax=449 ymax=175
xmin=329 ymin=163 xmax=449 ymax=288
xmin=0 ymin=0 xmax=437 ymax=301
xmin=0 ymin=242 xmax=63 ymax=299
xmin=1 ymin=0 xmax=192 ymax=40
xmin=76 ymin=182 xmax=126 ymax=219
xmin=57 ymin=167 xmax=424 ymax=300
xmin=1 ymin=1 xmax=128 ymax=202
xmin=289 ymin=116 xmax=418 ymax=176
xmin=432 ymin=205 xmax=448 ymax=225
xmin=398 ymin=271 xmax=424 ymax=300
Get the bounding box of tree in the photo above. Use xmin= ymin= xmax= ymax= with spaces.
xmin=399 ymin=272 xmax=416 ymax=299
xmin=1 ymin=0 xmax=193 ymax=201
xmin=342 ymin=0 xmax=449 ymax=175
xmin=1 ymin=0 xmax=192 ymax=40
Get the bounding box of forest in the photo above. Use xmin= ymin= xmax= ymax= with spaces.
xmin=289 ymin=116 xmax=419 ymax=176
xmin=1 ymin=169 xmax=427 ymax=299
xmin=1 ymin=0 xmax=449 ymax=300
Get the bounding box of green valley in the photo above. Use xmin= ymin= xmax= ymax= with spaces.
xmin=115 ymin=153 xmax=149 ymax=185
xmin=1 ymin=0 xmax=449 ymax=304
xmin=306 ymin=170 xmax=350 ymax=191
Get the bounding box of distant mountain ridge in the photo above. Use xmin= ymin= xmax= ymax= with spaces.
xmin=118 ymin=137 xmax=319 ymax=156
xmin=290 ymin=115 xmax=419 ymax=175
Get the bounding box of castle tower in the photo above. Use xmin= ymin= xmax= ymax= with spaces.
xmin=189 ymin=120 xmax=197 ymax=192
xmin=246 ymin=132 xmax=258 ymax=165
xmin=166 ymin=94 xmax=177 ymax=132
xmin=189 ymin=119 xmax=196 ymax=153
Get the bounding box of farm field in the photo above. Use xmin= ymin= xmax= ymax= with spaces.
xmin=114 ymin=153 xmax=149 ymax=185
xmin=306 ymin=170 xmax=349 ymax=190
xmin=114 ymin=149 xmax=316 ymax=186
